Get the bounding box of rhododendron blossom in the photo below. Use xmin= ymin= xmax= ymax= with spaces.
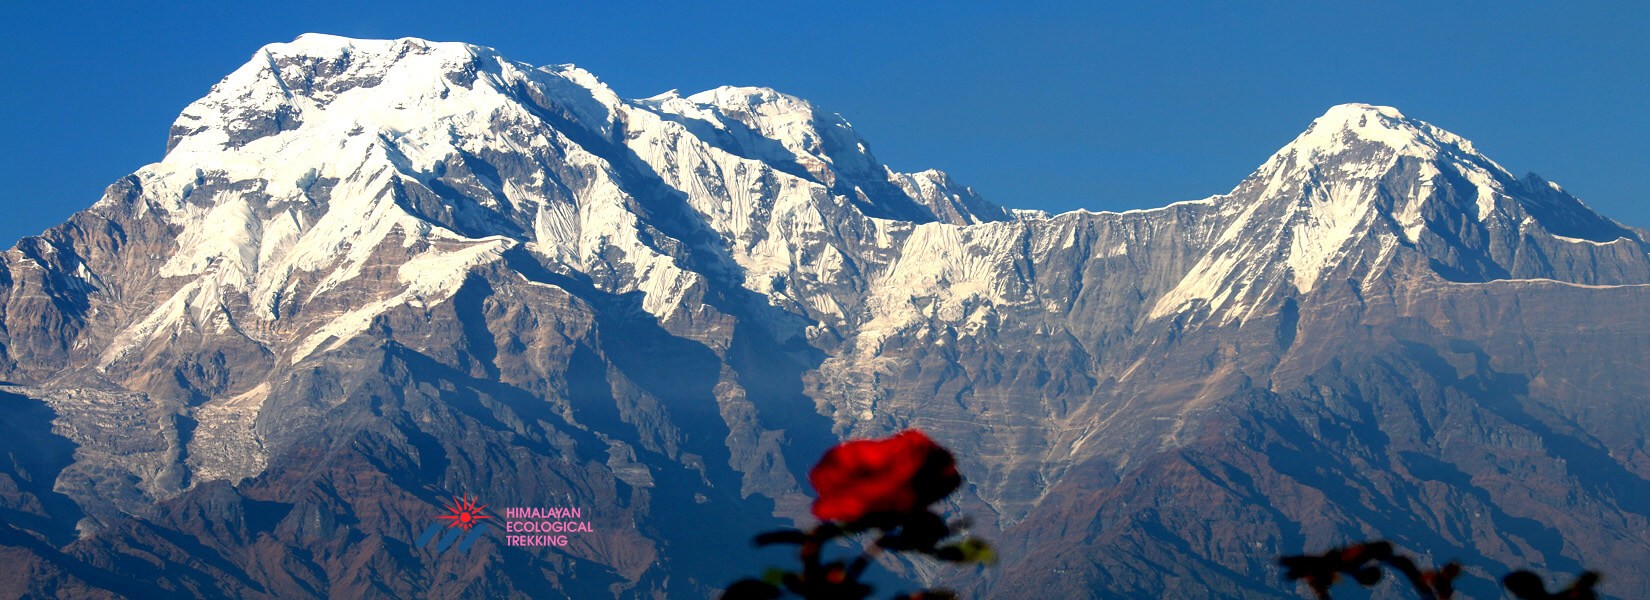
xmin=808 ymin=430 xmax=962 ymax=524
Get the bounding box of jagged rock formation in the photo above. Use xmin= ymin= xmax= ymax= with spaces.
xmin=2 ymin=34 xmax=1648 ymax=599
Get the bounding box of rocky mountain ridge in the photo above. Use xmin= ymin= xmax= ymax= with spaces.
xmin=2 ymin=34 xmax=1648 ymax=598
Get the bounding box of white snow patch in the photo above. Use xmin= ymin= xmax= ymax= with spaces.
xmin=1444 ymin=278 xmax=1650 ymax=290
xmin=1287 ymin=179 xmax=1375 ymax=293
xmin=291 ymin=235 xmax=515 ymax=362
xmin=1550 ymin=234 xmax=1628 ymax=246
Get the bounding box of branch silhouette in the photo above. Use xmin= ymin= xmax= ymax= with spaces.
xmin=1281 ymin=541 xmax=1600 ymax=600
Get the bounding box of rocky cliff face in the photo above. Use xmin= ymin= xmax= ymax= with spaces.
xmin=2 ymin=34 xmax=1649 ymax=599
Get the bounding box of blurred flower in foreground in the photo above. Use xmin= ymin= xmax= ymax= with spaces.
xmin=724 ymin=429 xmax=991 ymax=600
xmin=810 ymin=430 xmax=961 ymax=525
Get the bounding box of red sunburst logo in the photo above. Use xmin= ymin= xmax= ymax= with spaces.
xmin=435 ymin=494 xmax=492 ymax=532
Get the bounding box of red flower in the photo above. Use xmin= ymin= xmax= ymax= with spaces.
xmin=809 ymin=430 xmax=962 ymax=524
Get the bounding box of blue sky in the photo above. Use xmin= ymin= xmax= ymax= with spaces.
xmin=2 ymin=1 xmax=1647 ymax=246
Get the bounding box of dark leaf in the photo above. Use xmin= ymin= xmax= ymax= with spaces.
xmin=721 ymin=579 xmax=782 ymax=600
xmin=1503 ymin=570 xmax=1600 ymax=600
xmin=754 ymin=529 xmax=809 ymax=547
xmin=1279 ymin=555 xmax=1334 ymax=590
xmin=1352 ymin=566 xmax=1382 ymax=586
xmin=1338 ymin=541 xmax=1393 ymax=564
xmin=895 ymin=590 xmax=959 ymax=600
xmin=846 ymin=554 xmax=871 ymax=579
xmin=876 ymin=510 xmax=951 ymax=552
xmin=1420 ymin=562 xmax=1461 ymax=600
xmin=816 ymin=522 xmax=846 ymax=539
xmin=1278 ymin=554 xmax=1324 ymax=577
xmin=760 ymin=568 xmax=790 ymax=587
xmin=1503 ymin=571 xmax=1550 ymax=599
xmin=1562 ymin=571 xmax=1601 ymax=600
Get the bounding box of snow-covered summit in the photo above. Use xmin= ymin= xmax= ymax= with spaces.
xmin=1254 ymin=103 xmax=1504 ymax=183
xmin=687 ymin=85 xmax=810 ymax=113
xmin=165 ymin=34 xmax=612 ymax=156
xmin=5 ymin=41 xmax=1649 ymax=511
xmin=82 ymin=34 xmax=1012 ymax=367
xmin=681 ymin=85 xmax=851 ymax=173
xmin=27 ymin=32 xmax=1645 ymax=384
xmin=157 ymin=34 xmax=995 ymax=224
xmin=10 ymin=37 xmax=1650 ymax=599
xmin=273 ymin=33 xmax=484 ymax=56
xmin=1148 ymin=102 xmax=1646 ymax=320
xmin=1297 ymin=103 xmax=1456 ymax=151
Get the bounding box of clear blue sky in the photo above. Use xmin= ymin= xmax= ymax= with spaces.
xmin=3 ymin=1 xmax=1647 ymax=247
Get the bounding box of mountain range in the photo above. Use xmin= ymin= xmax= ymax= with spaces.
xmin=2 ymin=34 xmax=1649 ymax=598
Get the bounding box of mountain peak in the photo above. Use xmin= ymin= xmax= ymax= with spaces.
xmin=263 ymin=33 xmax=488 ymax=59
xmin=1270 ymin=102 xmax=1491 ymax=169
xmin=682 ymin=85 xmax=830 ymax=144
xmin=11 ymin=35 xmax=1650 ymax=600
xmin=1238 ymin=102 xmax=1516 ymax=220
xmin=688 ymin=85 xmax=808 ymax=109
xmin=1317 ymin=102 xmax=1406 ymax=122
xmin=1149 ymin=102 xmax=1645 ymax=320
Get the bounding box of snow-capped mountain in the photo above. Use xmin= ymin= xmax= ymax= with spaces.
xmin=108 ymin=34 xmax=1005 ymax=367
xmin=1138 ymin=102 xmax=1649 ymax=322
xmin=3 ymin=35 xmax=1649 ymax=598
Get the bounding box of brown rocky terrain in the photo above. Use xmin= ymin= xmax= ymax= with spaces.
xmin=2 ymin=34 xmax=1648 ymax=599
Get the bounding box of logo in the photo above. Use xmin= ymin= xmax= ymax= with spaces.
xmin=412 ymin=493 xmax=598 ymax=553
xmin=436 ymin=494 xmax=492 ymax=532
xmin=415 ymin=494 xmax=492 ymax=554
